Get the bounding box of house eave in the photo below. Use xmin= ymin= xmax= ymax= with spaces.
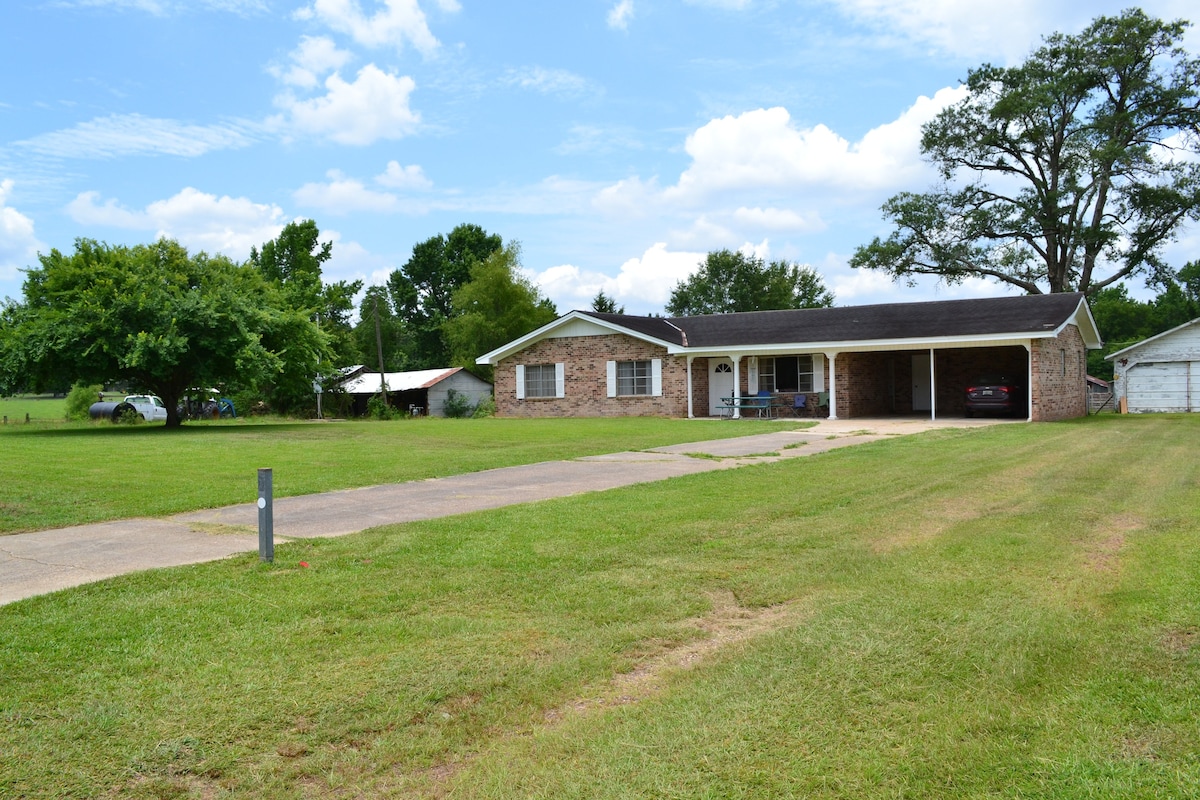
xmin=476 ymin=310 xmax=681 ymax=365
xmin=670 ymin=330 xmax=1064 ymax=357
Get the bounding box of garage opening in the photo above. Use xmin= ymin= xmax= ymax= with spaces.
xmin=836 ymin=346 xmax=1029 ymax=418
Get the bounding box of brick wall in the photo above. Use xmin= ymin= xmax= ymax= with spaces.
xmin=1030 ymin=325 xmax=1087 ymax=421
xmin=495 ymin=334 xmax=689 ymax=417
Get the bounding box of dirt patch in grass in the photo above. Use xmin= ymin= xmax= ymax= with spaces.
xmin=398 ymin=590 xmax=808 ymax=798
xmin=544 ymin=590 xmax=803 ymax=722
xmin=871 ymin=498 xmax=985 ymax=554
xmin=1162 ymin=627 xmax=1198 ymax=654
xmin=1080 ymin=513 xmax=1144 ymax=574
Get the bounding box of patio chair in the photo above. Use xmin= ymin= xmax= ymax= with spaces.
xmin=754 ymin=389 xmax=772 ymax=417
xmin=816 ymin=392 xmax=830 ymax=416
xmin=792 ymin=393 xmax=807 ymax=416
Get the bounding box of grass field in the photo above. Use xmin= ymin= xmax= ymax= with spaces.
xmin=0 ymin=395 xmax=67 ymax=422
xmin=0 ymin=416 xmax=806 ymax=534
xmin=2 ymin=415 xmax=1198 ymax=798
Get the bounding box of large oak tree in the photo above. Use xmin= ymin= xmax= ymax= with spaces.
xmin=0 ymin=238 xmax=314 ymax=427
xmin=851 ymin=9 xmax=1200 ymax=296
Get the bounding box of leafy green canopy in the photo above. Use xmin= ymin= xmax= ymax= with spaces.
xmin=851 ymin=9 xmax=1200 ymax=296
xmin=385 ymin=224 xmax=503 ymax=369
xmin=249 ymin=220 xmax=362 ymax=413
xmin=666 ymin=249 xmax=834 ymax=316
xmin=0 ymin=238 xmax=313 ymax=427
xmin=444 ymin=243 xmax=558 ymax=382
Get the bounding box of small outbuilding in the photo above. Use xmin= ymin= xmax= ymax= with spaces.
xmin=336 ymin=367 xmax=493 ymax=417
xmin=1107 ymin=318 xmax=1200 ymax=413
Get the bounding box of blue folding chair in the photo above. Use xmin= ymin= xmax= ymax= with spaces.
xmin=792 ymin=393 xmax=807 ymax=416
xmin=754 ymin=389 xmax=772 ymax=417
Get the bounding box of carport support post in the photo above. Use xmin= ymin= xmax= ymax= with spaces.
xmin=929 ymin=348 xmax=937 ymax=421
xmin=257 ymin=468 xmax=274 ymax=563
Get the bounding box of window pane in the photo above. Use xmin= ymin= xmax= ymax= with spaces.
xmin=617 ymin=360 xmax=651 ymax=395
xmin=524 ymin=364 xmax=556 ymax=397
xmin=776 ymin=357 xmax=799 ymax=392
xmin=797 ymin=355 xmax=813 ymax=393
xmin=760 ymin=358 xmax=776 ymax=392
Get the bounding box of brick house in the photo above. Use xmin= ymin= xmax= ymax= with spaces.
xmin=477 ymin=293 xmax=1101 ymax=422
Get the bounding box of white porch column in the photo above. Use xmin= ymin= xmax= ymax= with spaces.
xmin=827 ymin=352 xmax=838 ymax=420
xmin=686 ymin=356 xmax=694 ymax=418
xmin=929 ymin=348 xmax=937 ymax=421
xmin=732 ymin=355 xmax=743 ymax=419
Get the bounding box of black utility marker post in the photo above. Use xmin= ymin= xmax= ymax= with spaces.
xmin=258 ymin=468 xmax=274 ymax=563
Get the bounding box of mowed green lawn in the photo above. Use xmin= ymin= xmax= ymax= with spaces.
xmin=0 ymin=416 xmax=805 ymax=534
xmin=0 ymin=395 xmax=67 ymax=422
xmin=3 ymin=415 xmax=1199 ymax=799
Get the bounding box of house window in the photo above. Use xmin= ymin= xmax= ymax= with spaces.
xmin=760 ymin=356 xmax=813 ymax=392
xmin=617 ymin=360 xmax=652 ymax=395
xmin=523 ymin=364 xmax=558 ymax=398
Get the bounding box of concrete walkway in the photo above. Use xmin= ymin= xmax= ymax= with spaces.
xmin=0 ymin=417 xmax=1009 ymax=605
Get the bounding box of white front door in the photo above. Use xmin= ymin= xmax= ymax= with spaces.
xmin=912 ymin=354 xmax=931 ymax=412
xmin=709 ymin=359 xmax=735 ymax=415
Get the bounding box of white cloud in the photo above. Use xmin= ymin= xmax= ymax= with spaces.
xmin=501 ymin=67 xmax=590 ymax=97
xmin=607 ymin=0 xmax=633 ymax=30
xmin=0 ymin=181 xmax=45 ymax=284
xmin=555 ymin=124 xmax=643 ymax=156
xmin=66 ymin=187 xmax=287 ymax=258
xmin=532 ymin=242 xmax=707 ymax=313
xmin=273 ymin=64 xmax=420 ymax=145
xmin=823 ymin=0 xmax=1194 ymax=63
xmin=270 ymin=35 xmax=353 ymax=89
xmin=294 ymin=170 xmax=400 ymax=213
xmin=732 ymin=206 xmax=824 ymax=232
xmin=15 ymin=114 xmax=261 ymax=159
xmin=298 ymin=0 xmax=446 ymax=55
xmin=376 ymin=161 xmax=433 ymax=189
xmin=664 ymin=89 xmax=964 ymax=204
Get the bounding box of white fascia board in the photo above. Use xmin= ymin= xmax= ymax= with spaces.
xmin=1105 ymin=317 xmax=1200 ymax=361
xmin=1068 ymin=297 xmax=1104 ymax=349
xmin=476 ymin=311 xmax=679 ymax=365
xmin=676 ymin=331 xmax=1046 ymax=357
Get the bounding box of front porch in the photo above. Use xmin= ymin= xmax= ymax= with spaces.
xmin=684 ymin=344 xmax=1032 ymax=421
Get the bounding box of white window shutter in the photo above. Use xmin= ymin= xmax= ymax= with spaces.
xmin=555 ymin=363 xmax=565 ymax=398
xmin=747 ymin=356 xmax=759 ymax=394
xmin=606 ymin=361 xmax=617 ymax=397
xmin=515 ymin=364 xmax=525 ymax=400
xmin=651 ymin=358 xmax=662 ymax=396
xmin=812 ymin=354 xmax=825 ymax=392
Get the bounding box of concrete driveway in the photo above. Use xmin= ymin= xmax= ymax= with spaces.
xmin=0 ymin=417 xmax=1009 ymax=605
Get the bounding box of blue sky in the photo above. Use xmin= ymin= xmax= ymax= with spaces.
xmin=2 ymin=0 xmax=1197 ymax=315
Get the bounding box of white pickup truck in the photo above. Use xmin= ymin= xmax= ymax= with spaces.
xmin=123 ymin=394 xmax=169 ymax=422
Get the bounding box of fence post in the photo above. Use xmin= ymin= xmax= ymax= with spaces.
xmin=257 ymin=468 xmax=274 ymax=563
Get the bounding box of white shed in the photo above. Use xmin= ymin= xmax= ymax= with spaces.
xmin=337 ymin=367 xmax=493 ymax=417
xmin=1107 ymin=318 xmax=1200 ymax=413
